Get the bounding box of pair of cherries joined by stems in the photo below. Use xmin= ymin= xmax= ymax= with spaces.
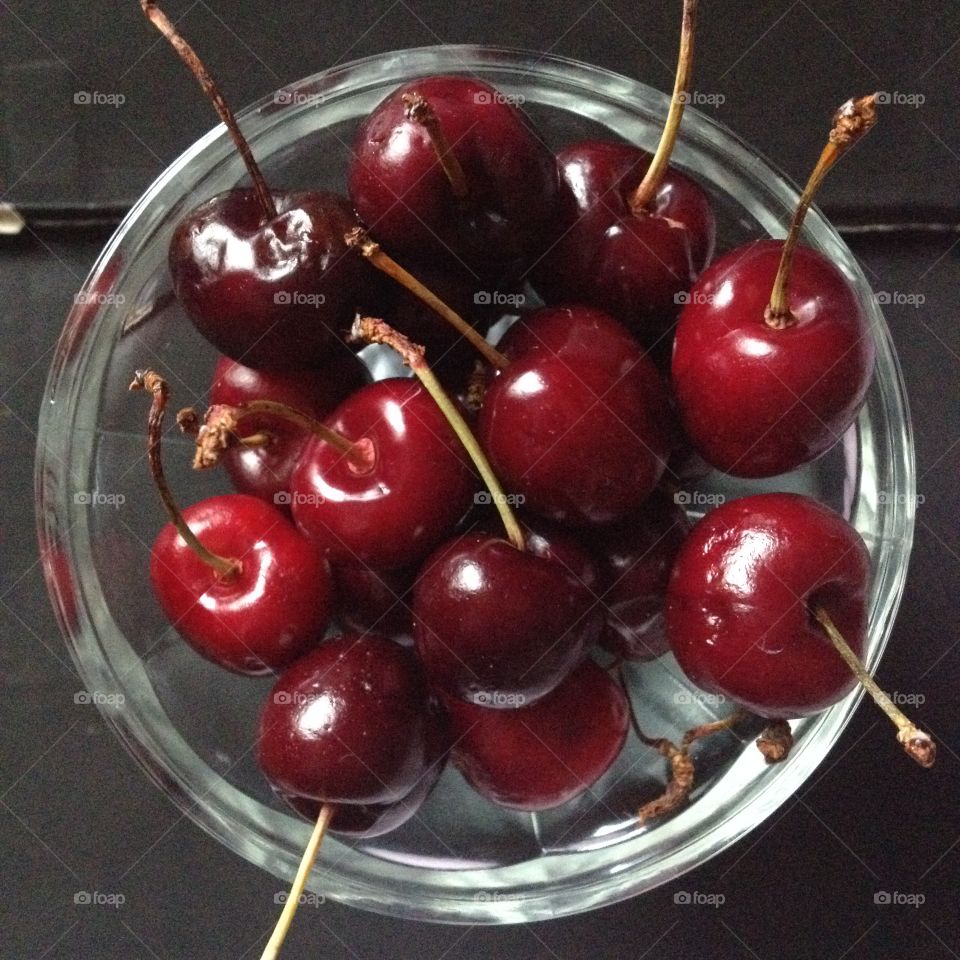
xmin=124 ymin=0 xmax=936 ymax=955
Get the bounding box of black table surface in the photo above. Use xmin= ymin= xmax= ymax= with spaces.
xmin=2 ymin=2 xmax=959 ymax=958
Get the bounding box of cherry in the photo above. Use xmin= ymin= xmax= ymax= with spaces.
xmin=349 ymin=76 xmax=558 ymax=280
xmin=532 ymin=0 xmax=715 ymax=353
xmin=132 ymin=371 xmax=331 ymax=675
xmin=333 ymin=563 xmax=417 ymax=645
xmin=665 ymin=493 xmax=934 ymax=766
xmin=206 ymin=353 xmax=370 ymax=505
xmin=142 ymin=1 xmax=363 ymax=370
xmin=586 ymin=488 xmax=691 ymax=662
xmin=477 ymin=305 xmax=675 ymax=526
xmin=672 ymin=96 xmax=878 ymax=477
xmin=442 ymin=659 xmax=629 ymax=810
xmin=413 ymin=530 xmax=601 ymax=706
xmin=257 ymin=633 xmax=437 ymax=805
xmin=291 ymin=377 xmax=478 ymax=571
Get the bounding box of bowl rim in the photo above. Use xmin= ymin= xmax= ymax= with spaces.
xmin=35 ymin=43 xmax=916 ymax=924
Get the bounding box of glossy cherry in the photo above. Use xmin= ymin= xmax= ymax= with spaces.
xmin=151 ymin=494 xmax=331 ymax=674
xmin=665 ymin=493 xmax=869 ymax=716
xmin=478 ymin=305 xmax=675 ymax=526
xmin=413 ymin=531 xmax=601 ymax=706
xmin=349 ymin=75 xmax=558 ymax=280
xmin=257 ymin=633 xmax=436 ymax=805
xmin=672 ymin=239 xmax=875 ymax=477
xmin=208 ymin=353 xmax=371 ymax=505
xmin=587 ymin=488 xmax=691 ymax=661
xmin=291 ymin=377 xmax=478 ymax=571
xmin=443 ymin=659 xmax=629 ymax=810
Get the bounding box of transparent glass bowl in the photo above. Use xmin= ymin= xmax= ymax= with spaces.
xmin=36 ymin=46 xmax=915 ymax=923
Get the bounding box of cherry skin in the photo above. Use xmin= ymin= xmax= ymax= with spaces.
xmin=665 ymin=493 xmax=870 ymax=717
xmin=413 ymin=531 xmax=601 ymax=706
xmin=671 ymin=239 xmax=875 ymax=477
xmin=291 ymin=377 xmax=478 ymax=571
xmin=533 ymin=141 xmax=715 ymax=354
xmin=208 ymin=353 xmax=371 ymax=506
xmin=586 ymin=488 xmax=691 ymax=662
xmin=150 ymin=494 xmax=331 ymax=675
xmin=284 ymin=697 xmax=450 ymax=839
xmin=257 ymin=633 xmax=436 ymax=805
xmin=170 ymin=189 xmax=363 ymax=370
xmin=478 ymin=305 xmax=675 ymax=527
xmin=333 ymin=563 xmax=418 ymax=646
xmin=442 ymin=659 xmax=629 ymax=810
xmin=349 ymin=75 xmax=558 ymax=280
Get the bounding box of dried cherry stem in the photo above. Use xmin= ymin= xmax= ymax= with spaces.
xmin=182 ymin=400 xmax=374 ymax=471
xmin=756 ymin=718 xmax=793 ymax=763
xmin=352 ymin=315 xmax=524 ymax=551
xmin=140 ymin=1 xmax=276 ymax=221
xmin=260 ymin=803 xmax=335 ymax=960
xmin=765 ymin=94 xmax=878 ymax=328
xmin=628 ymin=0 xmax=698 ymax=214
xmin=129 ymin=370 xmax=239 ymax=578
xmin=344 ymin=227 xmax=509 ymax=370
xmin=811 ymin=606 xmax=935 ymax=767
xmin=402 ymin=92 xmax=469 ymax=198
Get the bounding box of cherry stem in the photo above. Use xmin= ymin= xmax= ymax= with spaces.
xmin=765 ymin=94 xmax=879 ymax=327
xmin=129 ymin=370 xmax=239 ymax=579
xmin=756 ymin=718 xmax=793 ymax=763
xmin=259 ymin=803 xmax=335 ymax=960
xmin=344 ymin=227 xmax=510 ymax=370
xmin=183 ymin=400 xmax=374 ymax=472
xmin=402 ymin=92 xmax=469 ymax=199
xmin=628 ymin=0 xmax=698 ymax=214
xmin=140 ymin=1 xmax=277 ymax=221
xmin=351 ymin=315 xmax=525 ymax=551
xmin=812 ymin=606 xmax=935 ymax=767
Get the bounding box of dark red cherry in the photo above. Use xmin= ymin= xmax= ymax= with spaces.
xmin=413 ymin=532 xmax=601 ymax=706
xmin=443 ymin=659 xmax=629 ymax=810
xmin=349 ymin=76 xmax=558 ymax=280
xmin=666 ymin=493 xmax=869 ymax=716
xmin=284 ymin=697 xmax=450 ymax=838
xmin=257 ymin=634 xmax=435 ymax=805
xmin=291 ymin=378 xmax=478 ymax=570
xmin=478 ymin=305 xmax=675 ymax=526
xmin=671 ymin=239 xmax=875 ymax=477
xmin=533 ymin=140 xmax=714 ymax=352
xmin=208 ymin=353 xmax=371 ymax=505
xmin=170 ymin=189 xmax=363 ymax=370
xmin=587 ymin=488 xmax=691 ymax=662
xmin=333 ymin=563 xmax=418 ymax=645
xmin=150 ymin=494 xmax=331 ymax=675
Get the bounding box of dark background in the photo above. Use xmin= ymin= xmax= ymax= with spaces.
xmin=2 ymin=2 xmax=958 ymax=958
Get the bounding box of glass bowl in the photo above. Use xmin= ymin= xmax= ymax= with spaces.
xmin=36 ymin=46 xmax=915 ymax=923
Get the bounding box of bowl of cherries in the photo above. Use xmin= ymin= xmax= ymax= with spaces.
xmin=37 ymin=0 xmax=929 ymax=944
